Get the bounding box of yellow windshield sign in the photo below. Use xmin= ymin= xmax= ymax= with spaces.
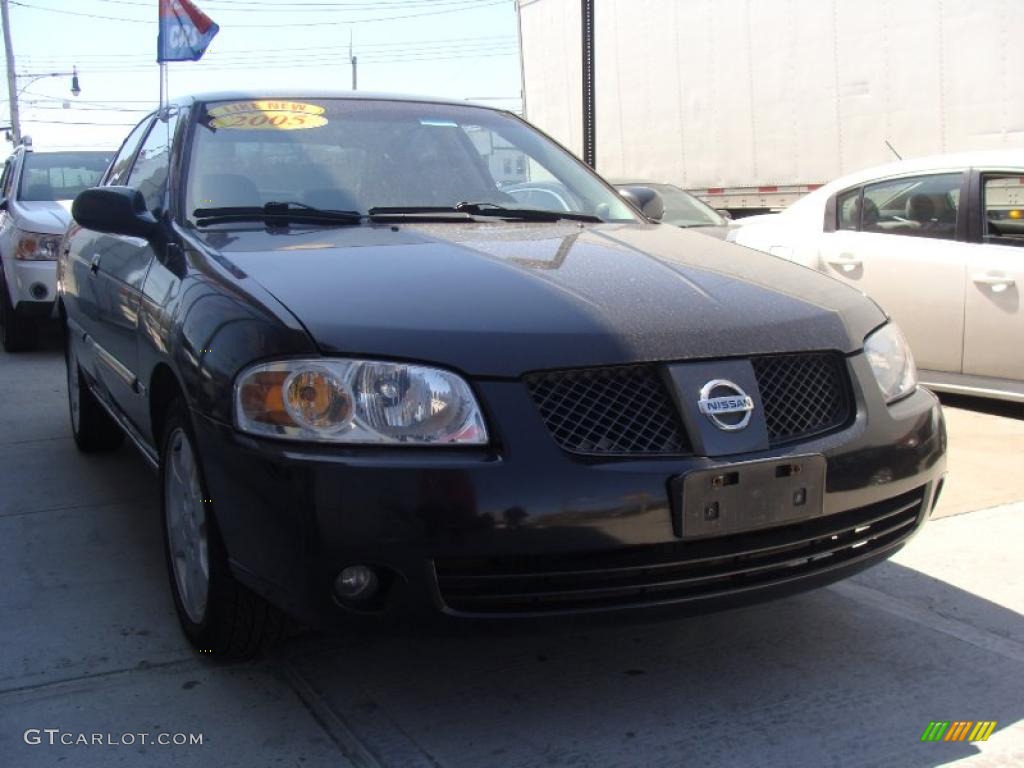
xmin=208 ymin=101 xmax=327 ymax=131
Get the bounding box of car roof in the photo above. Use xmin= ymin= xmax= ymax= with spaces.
xmin=171 ymin=90 xmax=505 ymax=111
xmin=821 ymin=149 xmax=1024 ymax=192
xmin=778 ymin=148 xmax=1024 ymax=216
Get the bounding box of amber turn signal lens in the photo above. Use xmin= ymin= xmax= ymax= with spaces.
xmin=238 ymin=370 xmax=291 ymax=426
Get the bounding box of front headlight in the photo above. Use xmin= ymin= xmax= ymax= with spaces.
xmin=864 ymin=323 xmax=917 ymax=403
xmin=235 ymin=358 xmax=488 ymax=445
xmin=15 ymin=230 xmax=61 ymax=261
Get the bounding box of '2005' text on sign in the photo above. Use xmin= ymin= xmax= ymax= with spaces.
xmin=208 ymin=102 xmax=328 ymax=131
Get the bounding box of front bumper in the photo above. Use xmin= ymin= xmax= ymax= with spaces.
xmin=192 ymin=353 xmax=946 ymax=626
xmin=8 ymin=259 xmax=57 ymax=315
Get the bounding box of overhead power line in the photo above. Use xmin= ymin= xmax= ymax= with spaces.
xmin=19 ymin=34 xmax=517 ymax=61
xmin=97 ymin=0 xmax=496 ymax=13
xmin=21 ymin=101 xmax=150 ymax=112
xmin=20 ymin=89 xmax=157 ymax=105
xmin=20 ymin=38 xmax=519 ymax=68
xmin=10 ymin=0 xmax=506 ymax=27
xmin=20 ymin=118 xmax=138 ymax=125
xmin=51 ymin=49 xmax=518 ymax=75
xmin=19 ymin=41 xmax=521 ymax=75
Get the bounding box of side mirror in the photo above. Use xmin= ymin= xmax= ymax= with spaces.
xmin=72 ymin=186 xmax=156 ymax=239
xmin=618 ymin=185 xmax=664 ymax=222
xmin=716 ymin=208 xmax=733 ymax=220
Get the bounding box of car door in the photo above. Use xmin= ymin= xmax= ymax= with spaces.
xmin=817 ymin=172 xmax=968 ymax=375
xmin=65 ymin=116 xmax=153 ymax=384
xmin=91 ymin=111 xmax=180 ymax=428
xmin=961 ymin=171 xmax=1024 ymax=383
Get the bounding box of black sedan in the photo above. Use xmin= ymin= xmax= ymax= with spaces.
xmin=59 ymin=92 xmax=946 ymax=657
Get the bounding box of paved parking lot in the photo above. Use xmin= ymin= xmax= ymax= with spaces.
xmin=1 ymin=330 xmax=1022 ymax=767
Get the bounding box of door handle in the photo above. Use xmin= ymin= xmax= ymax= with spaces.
xmin=826 ymin=254 xmax=862 ymax=272
xmin=89 ymin=255 xmax=101 ymax=275
xmin=972 ymin=273 xmax=1015 ymax=292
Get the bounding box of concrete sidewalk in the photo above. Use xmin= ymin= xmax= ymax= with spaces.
xmin=1 ymin=336 xmax=1021 ymax=767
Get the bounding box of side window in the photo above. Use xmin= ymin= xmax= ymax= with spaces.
xmin=861 ymin=172 xmax=962 ymax=241
xmin=836 ymin=187 xmax=862 ymax=230
xmin=982 ymin=175 xmax=1024 ymax=247
xmin=106 ymin=117 xmax=154 ymax=186
xmin=126 ymin=112 xmax=180 ymax=214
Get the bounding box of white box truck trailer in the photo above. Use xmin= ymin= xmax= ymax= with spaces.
xmin=517 ymin=0 xmax=1024 ymax=214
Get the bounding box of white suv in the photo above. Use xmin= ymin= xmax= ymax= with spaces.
xmin=0 ymin=143 xmax=111 ymax=351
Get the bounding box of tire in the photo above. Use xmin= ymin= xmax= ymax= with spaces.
xmin=0 ymin=271 xmax=36 ymax=353
xmin=160 ymin=399 xmax=286 ymax=659
xmin=65 ymin=330 xmax=124 ymax=452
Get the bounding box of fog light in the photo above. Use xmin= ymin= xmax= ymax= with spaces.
xmin=334 ymin=565 xmax=379 ymax=601
xmin=30 ymin=282 xmax=48 ymax=300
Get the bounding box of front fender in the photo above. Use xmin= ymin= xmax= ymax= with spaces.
xmin=138 ymin=240 xmax=317 ymax=441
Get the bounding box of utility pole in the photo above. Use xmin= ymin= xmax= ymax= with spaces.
xmin=581 ymin=0 xmax=595 ymax=168
xmin=1 ymin=0 xmax=21 ymax=145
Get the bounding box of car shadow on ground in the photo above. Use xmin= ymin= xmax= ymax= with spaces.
xmin=277 ymin=556 xmax=1024 ymax=768
xmin=938 ymin=392 xmax=1023 ymax=420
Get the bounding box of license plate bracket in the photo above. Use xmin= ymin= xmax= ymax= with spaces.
xmin=675 ymin=455 xmax=826 ymax=540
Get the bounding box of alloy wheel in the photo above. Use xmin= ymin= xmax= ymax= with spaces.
xmin=164 ymin=428 xmax=210 ymax=624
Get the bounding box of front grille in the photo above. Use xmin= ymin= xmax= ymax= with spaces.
xmin=434 ymin=487 xmax=925 ymax=616
xmin=525 ymin=353 xmax=852 ymax=455
xmin=753 ymin=353 xmax=851 ymax=443
xmin=524 ymin=366 xmax=690 ymax=455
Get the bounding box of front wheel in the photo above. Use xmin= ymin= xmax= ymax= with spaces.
xmin=160 ymin=400 xmax=286 ymax=658
xmin=0 ymin=273 xmax=36 ymax=353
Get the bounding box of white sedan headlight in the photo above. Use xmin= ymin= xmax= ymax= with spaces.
xmin=235 ymin=359 xmax=488 ymax=445
xmin=864 ymin=323 xmax=917 ymax=403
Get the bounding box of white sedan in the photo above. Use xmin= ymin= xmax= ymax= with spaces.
xmin=732 ymin=150 xmax=1024 ymax=403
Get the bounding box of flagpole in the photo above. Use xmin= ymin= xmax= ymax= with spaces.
xmin=159 ymin=63 xmax=166 ymax=115
xmin=157 ymin=0 xmax=165 ymax=115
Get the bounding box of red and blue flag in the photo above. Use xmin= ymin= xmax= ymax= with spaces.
xmin=158 ymin=0 xmax=219 ymax=63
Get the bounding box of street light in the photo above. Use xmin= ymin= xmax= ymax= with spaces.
xmin=16 ymin=66 xmax=81 ymax=98
xmin=6 ymin=67 xmax=81 ymax=144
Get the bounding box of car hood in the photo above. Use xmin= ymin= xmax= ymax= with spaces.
xmin=681 ymin=224 xmax=733 ymax=240
xmin=10 ymin=200 xmax=72 ymax=235
xmin=198 ymin=222 xmax=884 ymax=377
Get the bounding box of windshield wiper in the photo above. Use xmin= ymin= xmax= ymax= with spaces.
xmin=193 ymin=201 xmax=363 ymax=227
xmin=367 ymin=202 xmax=603 ymax=223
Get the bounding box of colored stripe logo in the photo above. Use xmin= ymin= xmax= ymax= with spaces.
xmin=921 ymin=721 xmax=997 ymax=742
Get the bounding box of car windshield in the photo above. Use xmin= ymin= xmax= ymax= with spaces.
xmin=185 ymin=98 xmax=636 ymax=225
xmin=646 ymin=184 xmax=726 ymax=227
xmin=18 ymin=151 xmax=112 ymax=202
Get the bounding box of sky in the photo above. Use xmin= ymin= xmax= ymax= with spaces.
xmin=1 ymin=0 xmax=524 ymax=150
